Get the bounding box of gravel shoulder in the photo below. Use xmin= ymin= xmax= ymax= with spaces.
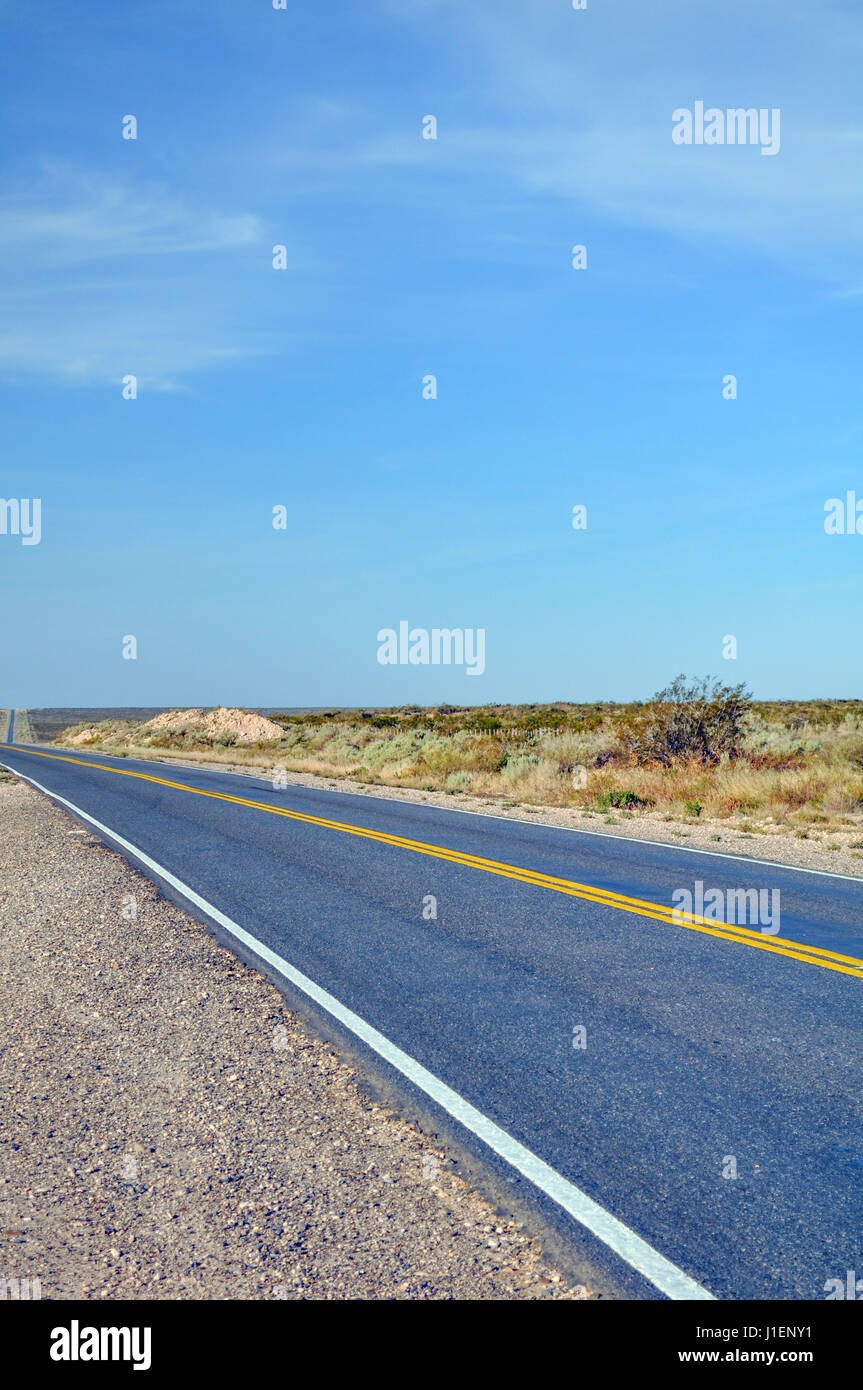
xmin=0 ymin=778 xmax=586 ymax=1301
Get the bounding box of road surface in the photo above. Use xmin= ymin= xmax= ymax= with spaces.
xmin=2 ymin=732 xmax=862 ymax=1300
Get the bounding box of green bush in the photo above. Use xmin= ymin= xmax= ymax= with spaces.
xmin=595 ymin=789 xmax=650 ymax=810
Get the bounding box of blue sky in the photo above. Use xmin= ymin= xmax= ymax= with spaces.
xmin=1 ymin=0 xmax=861 ymax=706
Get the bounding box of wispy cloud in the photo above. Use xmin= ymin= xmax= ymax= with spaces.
xmin=0 ymin=292 xmax=273 ymax=390
xmin=0 ymin=174 xmax=261 ymax=265
xmin=6 ymin=0 xmax=863 ymax=393
xmin=373 ymin=0 xmax=863 ymax=268
xmin=0 ymin=174 xmax=281 ymax=387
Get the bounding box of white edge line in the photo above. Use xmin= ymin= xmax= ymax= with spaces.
xmin=3 ymin=758 xmax=715 ymax=1303
xmin=16 ymin=742 xmax=863 ymax=887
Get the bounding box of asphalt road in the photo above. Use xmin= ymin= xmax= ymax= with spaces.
xmin=3 ymin=734 xmax=862 ymax=1301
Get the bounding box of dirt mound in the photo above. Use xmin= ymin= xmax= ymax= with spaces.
xmin=140 ymin=707 xmax=285 ymax=744
xmin=57 ymin=719 xmax=139 ymax=748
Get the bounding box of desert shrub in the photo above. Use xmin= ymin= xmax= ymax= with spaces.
xmin=745 ymin=749 xmax=808 ymax=771
xmin=362 ymin=733 xmax=424 ymax=770
xmin=595 ymin=789 xmax=651 ymax=811
xmin=445 ymin=770 xmax=472 ymax=791
xmin=614 ymin=675 xmax=751 ymax=766
xmin=501 ymin=754 xmax=542 ymax=785
xmin=535 ymin=728 xmax=609 ymax=768
xmin=421 ymin=734 xmax=506 ymax=776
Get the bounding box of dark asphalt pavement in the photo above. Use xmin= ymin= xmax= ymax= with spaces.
xmin=2 ymin=737 xmax=862 ymax=1301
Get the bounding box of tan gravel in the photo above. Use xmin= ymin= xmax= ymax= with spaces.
xmin=0 ymin=778 xmax=588 ymax=1301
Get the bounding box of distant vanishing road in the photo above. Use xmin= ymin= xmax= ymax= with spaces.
xmin=3 ymin=732 xmax=863 ymax=1301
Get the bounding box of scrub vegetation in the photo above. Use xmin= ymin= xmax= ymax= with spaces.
xmin=47 ymin=680 xmax=863 ymax=842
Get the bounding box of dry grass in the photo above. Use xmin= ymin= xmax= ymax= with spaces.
xmin=50 ymin=698 xmax=863 ymax=841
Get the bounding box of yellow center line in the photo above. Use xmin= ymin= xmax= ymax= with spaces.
xmin=8 ymin=745 xmax=863 ymax=981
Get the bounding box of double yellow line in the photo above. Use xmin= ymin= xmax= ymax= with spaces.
xmin=8 ymin=745 xmax=863 ymax=981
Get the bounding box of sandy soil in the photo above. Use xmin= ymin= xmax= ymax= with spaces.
xmin=140 ymin=708 xmax=284 ymax=743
